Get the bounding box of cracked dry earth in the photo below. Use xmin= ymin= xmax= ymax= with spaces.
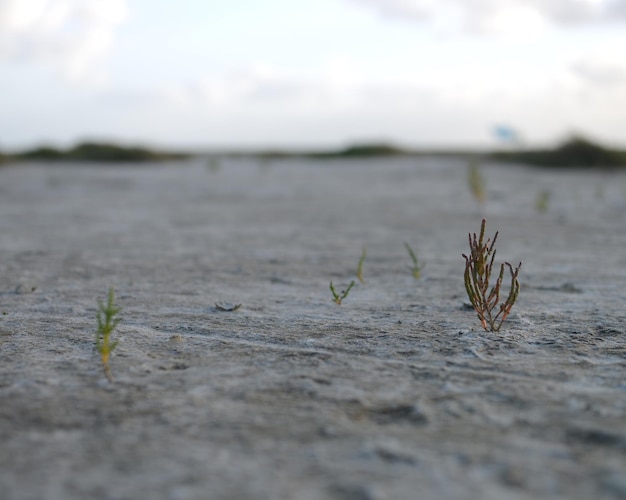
xmin=0 ymin=158 xmax=625 ymax=500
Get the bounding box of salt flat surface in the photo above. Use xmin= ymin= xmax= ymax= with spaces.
xmin=1 ymin=158 xmax=625 ymax=499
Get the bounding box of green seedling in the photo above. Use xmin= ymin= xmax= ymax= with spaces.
xmin=207 ymin=157 xmax=220 ymax=172
xmin=463 ymin=219 xmax=521 ymax=332
xmin=259 ymin=156 xmax=272 ymax=171
xmin=595 ymin=183 xmax=605 ymax=200
xmin=330 ymin=281 xmax=355 ymax=305
xmin=96 ymin=288 xmax=121 ymax=382
xmin=356 ymin=247 xmax=366 ymax=284
xmin=468 ymin=160 xmax=486 ymax=205
xmin=404 ymin=242 xmax=424 ymax=279
xmin=535 ymin=189 xmax=550 ymax=213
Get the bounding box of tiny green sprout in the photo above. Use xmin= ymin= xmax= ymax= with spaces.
xmin=96 ymin=288 xmax=121 ymax=382
xmin=330 ymin=281 xmax=355 ymax=305
xmin=535 ymin=189 xmax=550 ymax=213
xmin=468 ymin=160 xmax=486 ymax=205
xmin=259 ymin=156 xmax=272 ymax=171
xmin=404 ymin=242 xmax=424 ymax=280
xmin=356 ymin=247 xmax=367 ymax=284
xmin=595 ymin=183 xmax=605 ymax=200
xmin=207 ymin=156 xmax=220 ymax=172
xmin=463 ymin=219 xmax=521 ymax=332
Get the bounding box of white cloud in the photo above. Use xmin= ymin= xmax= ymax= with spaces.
xmin=562 ymin=38 xmax=626 ymax=138
xmin=568 ymin=37 xmax=626 ymax=86
xmin=10 ymin=53 xmax=626 ymax=148
xmin=121 ymin=47 xmax=624 ymax=147
xmin=349 ymin=0 xmax=439 ymax=20
xmin=144 ymin=60 xmax=367 ymax=113
xmin=0 ymin=0 xmax=128 ymax=83
xmin=347 ymin=0 xmax=626 ymax=36
xmin=571 ymin=58 xmax=626 ymax=86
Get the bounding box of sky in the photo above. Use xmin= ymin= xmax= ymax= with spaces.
xmin=1 ymin=0 xmax=626 ymax=150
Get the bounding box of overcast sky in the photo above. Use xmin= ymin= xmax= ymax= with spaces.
xmin=1 ymin=0 xmax=626 ymax=150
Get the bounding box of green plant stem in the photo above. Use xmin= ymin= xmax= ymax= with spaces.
xmin=357 ymin=247 xmax=366 ymax=284
xmin=96 ymin=288 xmax=121 ymax=382
xmin=330 ymin=281 xmax=355 ymax=305
xmin=468 ymin=160 xmax=486 ymax=204
xmin=404 ymin=242 xmax=423 ymax=279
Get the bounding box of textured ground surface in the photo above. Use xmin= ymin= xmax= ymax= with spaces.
xmin=1 ymin=158 xmax=625 ymax=500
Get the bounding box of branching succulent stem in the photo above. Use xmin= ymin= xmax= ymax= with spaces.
xmin=463 ymin=219 xmax=521 ymax=332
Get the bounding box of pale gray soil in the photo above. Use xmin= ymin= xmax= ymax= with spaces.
xmin=0 ymin=158 xmax=625 ymax=500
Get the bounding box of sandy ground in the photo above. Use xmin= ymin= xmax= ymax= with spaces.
xmin=0 ymin=157 xmax=625 ymax=500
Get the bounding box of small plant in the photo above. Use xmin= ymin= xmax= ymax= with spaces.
xmin=462 ymin=219 xmax=521 ymax=332
xmin=215 ymin=301 xmax=242 ymax=312
xmin=259 ymin=156 xmax=272 ymax=171
xmin=535 ymin=189 xmax=550 ymax=213
xmin=595 ymin=183 xmax=605 ymax=200
xmin=96 ymin=288 xmax=121 ymax=382
xmin=467 ymin=159 xmax=486 ymax=204
xmin=207 ymin=156 xmax=220 ymax=172
xmin=404 ymin=242 xmax=424 ymax=279
xmin=356 ymin=247 xmax=366 ymax=283
xmin=330 ymin=281 xmax=355 ymax=305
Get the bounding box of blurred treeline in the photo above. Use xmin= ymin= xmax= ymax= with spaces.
xmin=0 ymin=136 xmax=625 ymax=168
xmin=0 ymin=142 xmax=188 ymax=164
xmin=491 ymin=136 xmax=626 ymax=169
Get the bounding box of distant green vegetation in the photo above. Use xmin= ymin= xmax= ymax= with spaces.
xmin=310 ymin=137 xmax=626 ymax=168
xmin=6 ymin=141 xmax=189 ymax=163
xmin=285 ymin=136 xmax=626 ymax=168
xmin=315 ymin=143 xmax=407 ymax=158
xmin=492 ymin=137 xmax=626 ymax=169
xmin=17 ymin=146 xmax=65 ymax=161
xmin=2 ymin=135 xmax=624 ymax=167
xmin=220 ymin=143 xmax=411 ymax=161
